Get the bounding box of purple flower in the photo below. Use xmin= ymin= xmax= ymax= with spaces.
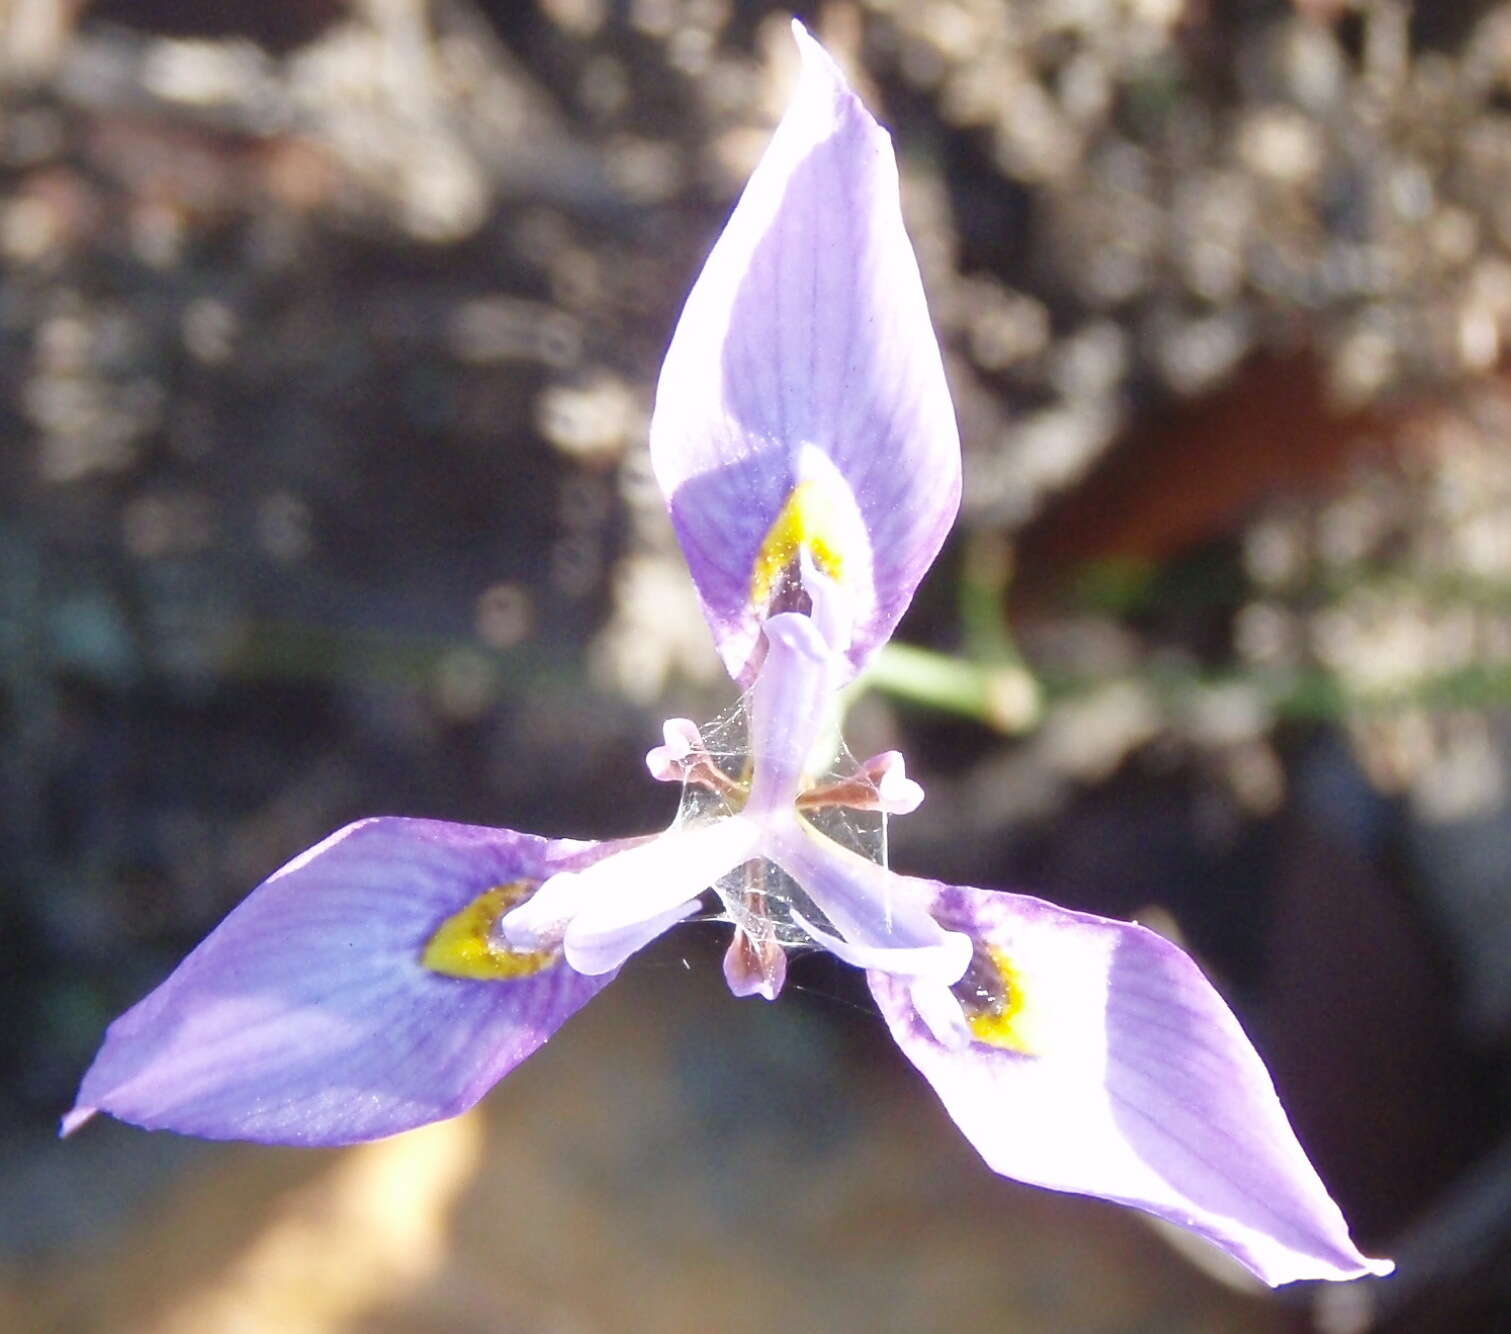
xmin=69 ymin=23 xmax=1391 ymax=1288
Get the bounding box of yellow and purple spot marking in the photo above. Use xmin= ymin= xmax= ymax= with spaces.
xmin=748 ymin=451 xmax=872 ymax=611
xmin=958 ymin=945 xmax=1040 ymax=1054
xmin=423 ymin=881 xmax=556 ymax=981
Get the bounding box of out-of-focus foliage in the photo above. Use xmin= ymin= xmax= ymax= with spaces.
xmin=2 ymin=2 xmax=1510 ymax=1330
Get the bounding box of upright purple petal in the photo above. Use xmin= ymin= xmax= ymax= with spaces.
xmin=650 ymin=21 xmax=961 ymax=685
xmin=869 ymin=883 xmax=1394 ymax=1286
xmin=66 ymin=818 xmax=623 ymax=1146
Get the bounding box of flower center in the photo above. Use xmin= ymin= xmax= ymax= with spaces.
xmin=671 ymin=695 xmax=887 ymax=952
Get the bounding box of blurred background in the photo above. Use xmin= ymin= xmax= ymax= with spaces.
xmin=1 ymin=0 xmax=1509 ymax=1329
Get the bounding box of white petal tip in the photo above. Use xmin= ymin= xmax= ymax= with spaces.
xmin=646 ymin=717 xmax=701 ymax=782
xmin=726 ymin=974 xmax=782 ymax=1002
xmin=497 ymin=871 xmax=582 ymax=951
xmin=910 ymin=979 xmax=972 ymax=1050
xmin=859 ymin=751 xmax=925 ymax=815
xmin=790 ymin=18 xmax=841 ymax=82
xmin=60 ymin=1106 xmax=96 ymax=1138
xmin=878 ymin=770 xmax=924 ymax=814
xmin=761 ymin=611 xmax=833 ymax=663
xmin=1264 ymin=1252 xmax=1395 ymax=1287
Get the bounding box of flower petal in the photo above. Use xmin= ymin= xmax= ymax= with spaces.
xmin=790 ymin=906 xmax=965 ymax=983
xmin=861 ymin=750 xmax=924 ymax=815
xmin=764 ymin=818 xmax=970 ymax=985
xmin=525 ymin=817 xmax=760 ymax=975
xmin=723 ymin=925 xmax=788 ymax=1001
xmin=66 ymin=818 xmax=622 ymax=1146
xmin=868 ymin=883 xmax=1394 ymax=1286
xmin=649 ymin=21 xmax=961 ymax=685
xmin=746 ymin=610 xmax=840 ymax=814
xmin=645 ymin=717 xmax=703 ymax=782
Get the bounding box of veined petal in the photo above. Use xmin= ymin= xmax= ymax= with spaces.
xmin=868 ymin=883 xmax=1394 ymax=1287
xmin=65 ymin=819 xmax=622 ymax=1146
xmin=649 ymin=21 xmax=961 ymax=686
